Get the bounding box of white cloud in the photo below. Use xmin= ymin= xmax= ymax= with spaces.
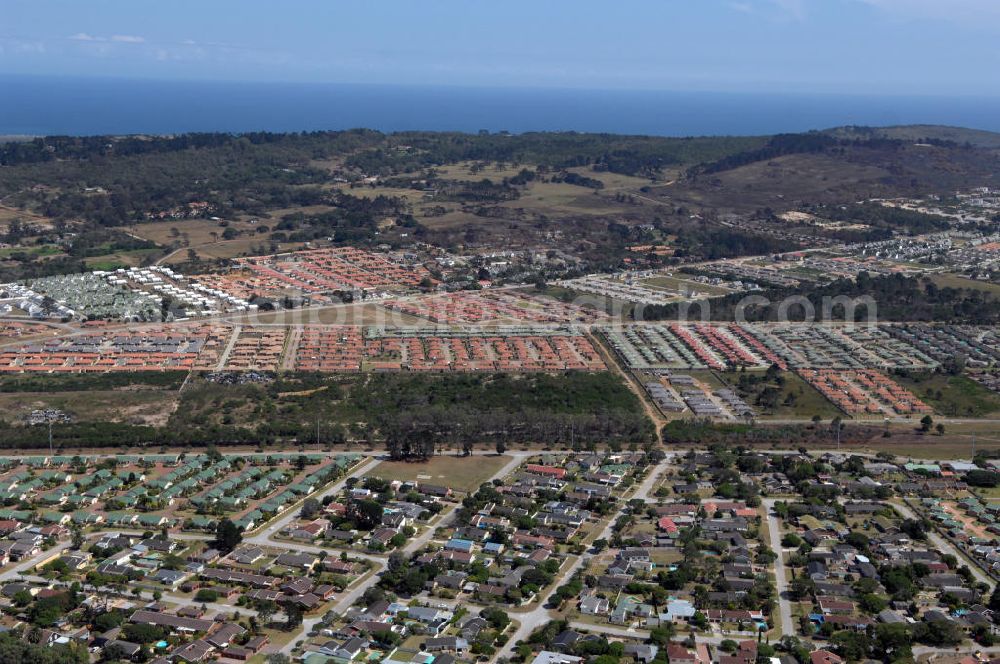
xmin=725 ymin=0 xmax=805 ymax=21
xmin=68 ymin=33 xmax=144 ymax=43
xmin=0 ymin=37 xmax=47 ymax=55
xmin=729 ymin=0 xmax=999 ymax=27
xmin=770 ymin=0 xmax=805 ymax=19
xmin=855 ymin=0 xmax=1000 ymax=23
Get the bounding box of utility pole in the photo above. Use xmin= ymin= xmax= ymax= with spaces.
xmin=48 ymin=420 xmax=53 ymax=457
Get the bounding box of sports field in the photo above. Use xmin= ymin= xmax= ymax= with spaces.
xmin=365 ymin=454 xmax=513 ymax=492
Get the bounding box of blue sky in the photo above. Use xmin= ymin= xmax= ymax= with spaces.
xmin=2 ymin=0 xmax=999 ymax=95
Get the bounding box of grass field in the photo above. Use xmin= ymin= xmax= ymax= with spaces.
xmin=402 ymin=161 xmax=664 ymax=233
xmin=894 ymin=373 xmax=1000 ymax=418
xmin=0 ymin=244 xmax=62 ymax=259
xmin=928 ymin=273 xmax=1000 ymax=297
xmin=259 ymin=204 xmax=340 ymax=218
xmin=685 ymin=370 xmax=727 ymax=391
xmin=666 ymin=152 xmax=894 ymax=213
xmin=332 ymin=184 xmax=429 ymax=204
xmin=365 ymin=454 xmax=512 ymax=492
xmin=0 ymin=205 xmax=54 ymax=229
xmin=565 ymin=167 xmax=661 ymax=190
xmin=172 ymin=238 xmax=310 ymax=263
xmin=435 ymin=161 xmax=528 ymax=181
xmin=499 ymin=181 xmax=619 ymax=216
xmin=115 ymin=218 xmax=305 ymax=263
xmin=716 ymin=370 xmax=844 ymax=421
xmin=117 ymin=219 xmax=250 ymax=246
xmin=83 ymin=247 xmax=162 ymax=270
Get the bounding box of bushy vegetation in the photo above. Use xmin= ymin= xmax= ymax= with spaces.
xmin=0 ymin=632 xmax=88 ymax=664
xmin=644 ymin=272 xmax=1000 ymax=324
xmin=0 ymin=371 xmax=653 ymax=450
xmin=0 ymin=371 xmax=186 ymax=393
xmin=344 ymin=131 xmax=765 ymax=178
xmin=690 ymin=132 xmax=904 ymax=176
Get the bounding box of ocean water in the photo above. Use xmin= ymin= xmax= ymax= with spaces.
xmin=1 ymin=74 xmax=999 ymax=137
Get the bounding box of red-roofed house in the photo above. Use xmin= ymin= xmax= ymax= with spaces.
xmin=810 ymin=651 xmax=844 ymax=664
xmin=525 ymin=464 xmax=567 ymax=480
xmin=657 ymin=517 xmax=679 ymax=534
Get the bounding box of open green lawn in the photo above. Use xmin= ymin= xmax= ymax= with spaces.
xmin=564 ymin=166 xmax=662 ymax=190
xmin=894 ymin=372 xmax=1000 ymax=418
xmin=686 ymin=370 xmax=727 ymax=391
xmin=929 ymin=273 xmax=1000 ymax=297
xmin=435 ymin=161 xmax=528 ymax=181
xmin=716 ymin=369 xmax=844 ymax=421
xmin=83 ymin=247 xmax=162 ymax=270
xmin=365 ymin=454 xmax=512 ymax=492
xmin=0 ymin=244 xmax=63 ymax=259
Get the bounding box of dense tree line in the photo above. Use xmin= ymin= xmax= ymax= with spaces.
xmin=661 ymin=419 xmax=879 ymax=446
xmin=435 ymin=178 xmax=521 ymax=203
xmin=671 ymin=227 xmax=791 ymax=260
xmin=0 ymin=129 xmax=383 ymax=166
xmin=811 ymin=202 xmax=952 ymax=234
xmin=550 ymin=171 xmax=605 ymax=189
xmin=642 ymin=272 xmax=1000 ymax=324
xmin=343 ymin=131 xmax=765 ymax=177
xmin=0 ymin=371 xmax=654 ymax=450
xmin=63 ymin=228 xmax=157 ymax=258
xmin=0 ymin=371 xmax=186 ymax=392
xmin=690 ymin=133 xmax=906 ymax=176
xmin=273 ymin=192 xmax=415 ymax=245
xmin=0 ymin=131 xmax=384 ymax=226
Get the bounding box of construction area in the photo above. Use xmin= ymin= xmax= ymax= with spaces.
xmin=382 ymin=290 xmax=608 ymax=325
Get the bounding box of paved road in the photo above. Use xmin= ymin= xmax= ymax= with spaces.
xmin=276 ymin=566 xmax=386 ymax=656
xmin=891 ymin=499 xmax=995 ymax=589
xmin=913 ymin=645 xmax=1000 ymax=657
xmin=631 ymin=455 xmax=674 ymax=502
xmin=0 ymin=542 xmax=71 ymax=581
xmin=270 ymin=453 xmax=524 ymax=656
xmin=214 ymin=324 xmax=243 ymax=371
xmin=762 ymin=498 xmax=795 ymax=638
xmin=499 ymin=457 xmax=687 ymax=658
xmin=244 ymin=456 xmax=381 ymax=544
xmin=499 ymin=495 xmax=626 ymax=659
xmin=567 ymin=621 xmax=743 ymax=647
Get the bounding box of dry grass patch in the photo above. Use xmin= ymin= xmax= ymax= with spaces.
xmin=366 ymin=454 xmax=513 ymax=492
xmin=0 ymin=390 xmax=180 ymax=426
